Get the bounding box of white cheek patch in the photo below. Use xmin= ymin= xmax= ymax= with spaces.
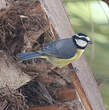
xmin=76 ymin=39 xmax=87 ymax=47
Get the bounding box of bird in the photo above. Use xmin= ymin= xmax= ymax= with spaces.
xmin=17 ymin=33 xmax=92 ymax=68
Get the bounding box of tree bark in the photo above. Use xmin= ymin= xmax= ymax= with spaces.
xmin=0 ymin=0 xmax=31 ymax=90
xmin=0 ymin=51 xmax=31 ymax=89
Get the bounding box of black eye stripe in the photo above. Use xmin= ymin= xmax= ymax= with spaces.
xmin=76 ymin=37 xmax=88 ymax=42
xmin=73 ymin=35 xmax=88 ymax=42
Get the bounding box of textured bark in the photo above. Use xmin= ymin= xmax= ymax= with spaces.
xmin=29 ymin=100 xmax=83 ymax=110
xmin=0 ymin=51 xmax=31 ymax=89
xmin=0 ymin=0 xmax=31 ymax=90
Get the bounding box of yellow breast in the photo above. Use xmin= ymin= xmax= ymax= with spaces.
xmin=69 ymin=49 xmax=84 ymax=62
xmin=41 ymin=49 xmax=84 ymax=68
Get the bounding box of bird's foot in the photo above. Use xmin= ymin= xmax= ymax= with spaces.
xmin=61 ymin=66 xmax=79 ymax=73
xmin=68 ymin=67 xmax=79 ymax=73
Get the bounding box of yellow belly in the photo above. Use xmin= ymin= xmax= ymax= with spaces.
xmin=41 ymin=49 xmax=84 ymax=68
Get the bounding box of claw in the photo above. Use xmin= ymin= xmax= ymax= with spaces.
xmin=69 ymin=67 xmax=79 ymax=73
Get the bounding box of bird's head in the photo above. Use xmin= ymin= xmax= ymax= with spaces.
xmin=73 ymin=33 xmax=92 ymax=49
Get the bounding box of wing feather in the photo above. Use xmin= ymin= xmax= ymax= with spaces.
xmin=38 ymin=38 xmax=77 ymax=59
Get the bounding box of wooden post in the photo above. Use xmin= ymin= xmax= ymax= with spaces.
xmin=39 ymin=0 xmax=106 ymax=110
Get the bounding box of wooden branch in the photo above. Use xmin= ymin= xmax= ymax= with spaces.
xmin=0 ymin=51 xmax=31 ymax=89
xmin=68 ymin=63 xmax=93 ymax=110
xmin=70 ymin=56 xmax=106 ymax=110
xmin=39 ymin=0 xmax=106 ymax=110
xmin=29 ymin=100 xmax=83 ymax=110
xmin=40 ymin=0 xmax=74 ymax=38
xmin=29 ymin=105 xmax=68 ymax=110
xmin=56 ymin=88 xmax=77 ymax=101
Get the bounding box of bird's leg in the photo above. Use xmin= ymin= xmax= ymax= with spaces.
xmin=61 ymin=67 xmax=70 ymax=71
xmin=61 ymin=66 xmax=79 ymax=73
xmin=69 ymin=66 xmax=79 ymax=73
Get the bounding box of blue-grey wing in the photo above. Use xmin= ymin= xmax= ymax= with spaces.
xmin=38 ymin=38 xmax=77 ymax=59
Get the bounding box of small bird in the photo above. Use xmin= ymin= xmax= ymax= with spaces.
xmin=17 ymin=33 xmax=92 ymax=68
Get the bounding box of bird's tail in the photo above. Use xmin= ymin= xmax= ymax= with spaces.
xmin=17 ymin=52 xmax=42 ymax=61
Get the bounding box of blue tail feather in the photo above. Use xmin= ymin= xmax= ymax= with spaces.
xmin=17 ymin=52 xmax=41 ymax=61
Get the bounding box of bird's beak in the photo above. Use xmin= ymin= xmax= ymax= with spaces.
xmin=88 ymin=41 xmax=93 ymax=44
